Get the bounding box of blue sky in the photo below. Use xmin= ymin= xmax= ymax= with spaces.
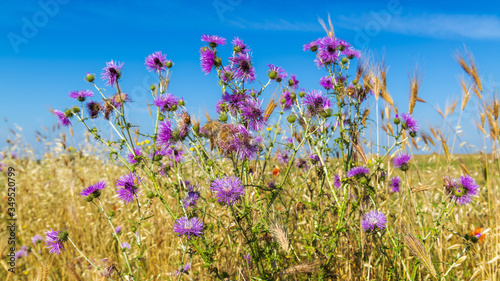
xmin=1 ymin=0 xmax=499 ymax=155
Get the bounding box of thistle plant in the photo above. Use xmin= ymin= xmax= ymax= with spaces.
xmin=45 ymin=24 xmax=485 ymax=280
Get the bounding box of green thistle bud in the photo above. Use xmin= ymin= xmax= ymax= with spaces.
xmin=281 ymin=98 xmax=286 ymax=104
xmin=393 ymin=117 xmax=400 ymax=125
xmin=338 ymin=45 xmax=346 ymax=51
xmin=166 ymin=60 xmax=173 ymax=68
xmin=85 ymin=73 xmax=95 ymax=83
xmin=58 ymin=229 xmax=69 ymax=242
xmin=320 ymin=108 xmax=332 ymax=118
xmin=92 ymin=190 xmax=101 ymax=198
xmin=452 ymin=186 xmax=466 ymax=198
xmin=359 ymin=176 xmax=368 ymax=185
xmin=220 ymin=113 xmax=228 ymax=122
xmin=268 ymin=71 xmax=278 ymax=80
xmin=214 ymin=57 xmax=222 ymax=67
xmin=341 ymin=57 xmax=348 ymax=64
xmin=178 ymin=99 xmax=185 ymax=107
xmin=85 ymin=195 xmax=94 ymax=202
xmin=153 ymin=155 xmax=163 ymax=161
xmin=72 ymin=106 xmax=80 ymax=114
xmin=233 ymin=45 xmax=242 ymax=53
xmin=64 ymin=109 xmax=73 ymax=118
xmin=170 ymin=104 xmax=178 ymax=112
xmin=207 ymin=159 xmax=214 ymax=166
xmin=287 ymin=114 xmax=296 ymax=124
xmin=409 ymin=131 xmax=417 ymax=138
xmin=193 ymin=124 xmax=199 ymax=133
xmin=146 ymin=191 xmax=155 ymax=199
xmin=158 ymin=115 xmax=164 ymax=121
xmin=298 ymin=91 xmax=305 ymax=98
xmin=290 ymin=92 xmax=297 ymax=100
xmin=310 ymin=45 xmax=318 ymax=52
xmin=288 ymin=79 xmax=295 ymax=87
xmin=131 ymin=226 xmax=137 ymax=232
xmin=400 ymin=163 xmax=410 ymax=172
xmin=150 ymin=84 xmax=156 ymax=91
xmin=109 ymin=210 xmax=115 ymax=217
xmin=276 ymin=77 xmax=282 ymax=83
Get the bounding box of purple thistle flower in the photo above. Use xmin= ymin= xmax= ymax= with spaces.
xmin=221 ymin=66 xmax=235 ymax=83
xmin=393 ymin=154 xmax=411 ymax=171
xmin=80 ymin=181 xmax=106 ymax=199
xmin=220 ymin=91 xmax=248 ymax=115
xmin=309 ymin=154 xmax=321 ymax=165
xmin=173 ymin=216 xmax=204 ymax=238
xmin=347 ymin=166 xmax=370 ymax=178
xmin=101 ymin=60 xmax=123 ymax=86
xmin=303 ymin=38 xmax=321 ymax=52
xmin=267 ymin=63 xmax=288 ymax=82
xmin=230 ymin=52 xmax=256 ymax=82
xmin=32 ymin=235 xmax=43 ymax=245
xmin=116 ymin=172 xmax=143 ymax=204
xmin=288 ymin=74 xmax=299 ymax=89
xmin=121 ymin=242 xmax=131 ymax=249
xmin=211 ymin=175 xmax=245 ymax=206
xmin=276 ymin=151 xmax=289 ymax=164
xmin=280 ymin=90 xmax=294 ymax=110
xmin=334 ymin=174 xmax=341 ymax=189
xmin=53 ymin=109 xmax=71 ymax=126
xmin=295 ymin=158 xmax=309 ymax=170
xmin=145 ymin=51 xmax=168 ymax=72
xmin=361 ymin=211 xmax=388 ymax=232
xmin=86 ymin=100 xmax=102 ymax=119
xmin=183 ymin=192 xmax=199 ymax=209
xmin=445 ymin=175 xmax=480 ymax=205
xmin=319 ymin=76 xmax=335 ymax=90
xmin=44 ymin=228 xmax=68 ymax=254
xmin=200 ymin=47 xmax=218 ymax=75
xmin=115 ymin=226 xmax=122 ymax=234
xmin=202 ymin=34 xmax=226 ymax=47
xmin=317 ymin=36 xmax=339 ymax=66
xmin=166 ymin=146 xmax=184 ymax=162
xmin=175 ymin=263 xmax=191 ymax=276
xmin=127 ymin=147 xmax=142 ymax=164
xmin=390 ymin=176 xmax=401 ymax=193
xmin=241 ymin=98 xmax=266 ymax=131
xmin=234 ymin=125 xmax=262 ymax=160
xmin=401 ymin=113 xmax=419 ymax=135
xmin=302 ymin=90 xmax=332 ymax=117
xmin=69 ymin=90 xmax=93 ymax=101
xmin=336 ymin=39 xmax=351 ymax=49
xmin=342 ymin=48 xmax=361 ymax=59
xmin=157 ymin=121 xmax=172 ymax=147
xmin=232 ymin=36 xmax=249 ymax=54
xmin=15 ymin=246 xmax=28 ymax=259
xmin=153 ymin=93 xmax=179 ymax=112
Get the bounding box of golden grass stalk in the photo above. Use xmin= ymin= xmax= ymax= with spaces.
xmin=279 ymin=261 xmax=322 ymax=276
xmin=269 ymin=220 xmax=290 ymax=255
xmin=318 ymin=13 xmax=335 ymax=38
xmin=455 ymin=47 xmax=483 ymax=96
xmin=399 ymin=224 xmax=438 ymax=278
xmin=460 ymin=79 xmax=471 ymax=111
xmin=408 ymin=65 xmax=422 ymax=114
xmin=263 ymin=98 xmax=278 ymax=121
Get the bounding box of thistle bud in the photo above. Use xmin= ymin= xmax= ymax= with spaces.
xmin=150 ymin=84 xmax=156 ymax=91
xmin=131 ymin=226 xmax=137 ymax=232
xmin=85 ymin=73 xmax=95 ymax=83
xmin=268 ymin=70 xmax=278 ymax=80
xmin=219 ymin=113 xmax=228 ymax=122
xmin=214 ymin=57 xmax=222 ymax=67
xmin=146 ymin=191 xmax=155 ymax=198
xmin=166 ymin=60 xmax=173 ymax=68
xmin=393 ymin=114 xmax=400 ymax=125
xmin=178 ymin=99 xmax=185 ymax=107
xmin=287 ymin=114 xmax=296 ymax=124
xmin=72 ymin=106 xmax=80 ymax=114
xmin=341 ymin=57 xmax=348 ymax=64
xmin=58 ymin=229 xmax=69 ymax=242
xmin=298 ymin=91 xmax=305 ymax=98
xmin=207 ymin=159 xmax=214 ymax=166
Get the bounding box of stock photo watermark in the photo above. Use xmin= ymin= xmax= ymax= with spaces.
xmin=212 ymin=0 xmax=243 ymax=22
xmin=7 ymin=0 xmax=70 ymax=54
